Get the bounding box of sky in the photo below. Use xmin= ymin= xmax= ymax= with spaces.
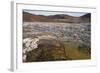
xmin=23 ymin=9 xmax=88 ymax=17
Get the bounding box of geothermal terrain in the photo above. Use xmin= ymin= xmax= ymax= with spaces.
xmin=23 ymin=11 xmax=91 ymax=62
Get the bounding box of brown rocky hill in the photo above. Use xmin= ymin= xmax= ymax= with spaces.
xmin=23 ymin=11 xmax=91 ymax=23
xmin=81 ymin=13 xmax=91 ymax=22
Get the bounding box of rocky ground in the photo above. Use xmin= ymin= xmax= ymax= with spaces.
xmin=23 ymin=22 xmax=91 ymax=62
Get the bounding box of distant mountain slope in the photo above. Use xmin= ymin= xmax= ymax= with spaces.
xmin=23 ymin=11 xmax=91 ymax=23
xmin=81 ymin=13 xmax=91 ymax=22
xmin=23 ymin=12 xmax=46 ymax=22
xmin=81 ymin=13 xmax=91 ymax=18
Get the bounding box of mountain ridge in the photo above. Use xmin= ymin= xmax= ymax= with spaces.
xmin=23 ymin=11 xmax=91 ymax=23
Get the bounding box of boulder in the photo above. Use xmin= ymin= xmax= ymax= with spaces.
xmin=24 ymin=38 xmax=69 ymax=62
